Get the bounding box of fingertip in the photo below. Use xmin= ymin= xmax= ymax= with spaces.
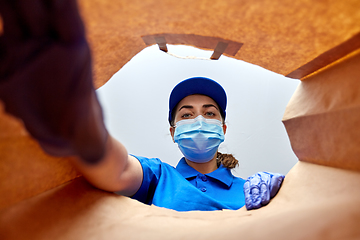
xmin=250 ymin=202 xmax=261 ymax=210
xmin=250 ymin=196 xmax=262 ymax=209
xmin=260 ymin=196 xmax=270 ymax=206
xmin=245 ymin=203 xmax=252 ymax=210
xmin=269 ymin=174 xmax=285 ymax=198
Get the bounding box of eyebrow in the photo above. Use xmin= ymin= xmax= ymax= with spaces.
xmin=203 ymin=104 xmax=219 ymax=110
xmin=178 ymin=104 xmax=219 ymax=112
xmin=178 ymin=105 xmax=193 ymax=112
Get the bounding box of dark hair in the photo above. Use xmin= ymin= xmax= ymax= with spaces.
xmin=216 ymin=152 xmax=239 ymax=169
xmin=170 ymin=109 xmax=177 ymax=127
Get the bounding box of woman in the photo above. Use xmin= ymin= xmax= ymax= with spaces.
xmin=0 ymin=2 xmax=283 ymax=211
xmin=73 ymin=77 xmax=284 ymax=211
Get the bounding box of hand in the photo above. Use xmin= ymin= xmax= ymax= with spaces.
xmin=0 ymin=0 xmax=108 ymax=164
xmin=243 ymin=172 xmax=285 ymax=210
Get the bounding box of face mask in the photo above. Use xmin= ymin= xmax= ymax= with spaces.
xmin=174 ymin=115 xmax=225 ymax=163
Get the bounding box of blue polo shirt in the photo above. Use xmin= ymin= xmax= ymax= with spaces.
xmin=131 ymin=155 xmax=246 ymax=211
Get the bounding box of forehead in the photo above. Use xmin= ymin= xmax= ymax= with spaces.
xmin=176 ymin=94 xmax=219 ymax=110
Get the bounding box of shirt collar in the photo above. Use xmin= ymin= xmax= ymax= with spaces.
xmin=176 ymin=158 xmax=234 ymax=188
xmin=176 ymin=158 xmax=199 ymax=179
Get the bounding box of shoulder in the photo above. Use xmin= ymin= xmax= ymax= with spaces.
xmin=131 ymin=155 xmax=175 ymax=174
xmin=231 ymin=174 xmax=246 ymax=186
xmin=130 ymin=155 xmax=178 ymax=205
xmin=131 ymin=155 xmax=174 ymax=166
xmin=131 ymin=155 xmax=162 ymax=165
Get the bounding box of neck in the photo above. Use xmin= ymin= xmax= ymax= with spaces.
xmin=185 ymin=155 xmax=218 ymax=174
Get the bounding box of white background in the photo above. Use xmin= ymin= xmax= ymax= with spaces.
xmin=97 ymin=45 xmax=299 ymax=178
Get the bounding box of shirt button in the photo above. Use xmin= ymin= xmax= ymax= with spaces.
xmin=201 ymin=176 xmax=207 ymax=182
xmin=201 ymin=187 xmax=207 ymax=192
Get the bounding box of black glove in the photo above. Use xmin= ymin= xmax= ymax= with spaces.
xmin=0 ymin=0 xmax=108 ymax=164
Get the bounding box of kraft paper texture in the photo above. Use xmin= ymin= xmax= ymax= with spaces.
xmin=1 ymin=1 xmax=360 ymax=239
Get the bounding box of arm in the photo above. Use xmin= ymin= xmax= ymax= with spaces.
xmin=71 ymin=136 xmax=143 ymax=195
xmin=0 ymin=0 xmax=143 ymax=195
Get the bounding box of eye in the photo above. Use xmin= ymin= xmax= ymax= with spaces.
xmin=205 ymin=112 xmax=215 ymax=117
xmin=181 ymin=113 xmax=192 ymax=118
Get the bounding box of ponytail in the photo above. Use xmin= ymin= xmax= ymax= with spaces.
xmin=216 ymin=152 xmax=239 ymax=169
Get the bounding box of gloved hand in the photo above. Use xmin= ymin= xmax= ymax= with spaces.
xmin=243 ymin=172 xmax=285 ymax=210
xmin=0 ymin=0 xmax=108 ymax=164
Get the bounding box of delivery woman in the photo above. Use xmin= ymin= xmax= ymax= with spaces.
xmin=71 ymin=76 xmax=284 ymax=212
xmin=0 ymin=1 xmax=283 ymax=211
xmin=125 ymin=77 xmax=285 ymax=211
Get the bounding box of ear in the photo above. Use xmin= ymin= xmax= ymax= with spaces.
xmin=222 ymin=124 xmax=227 ymax=134
xmin=170 ymin=126 xmax=175 ymax=142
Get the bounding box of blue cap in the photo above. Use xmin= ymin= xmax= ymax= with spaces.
xmin=168 ymin=77 xmax=227 ymax=124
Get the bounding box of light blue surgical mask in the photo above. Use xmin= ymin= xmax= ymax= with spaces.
xmin=174 ymin=115 xmax=225 ymax=163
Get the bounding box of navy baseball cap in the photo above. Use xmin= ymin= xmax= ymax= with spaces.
xmin=168 ymin=77 xmax=227 ymax=124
